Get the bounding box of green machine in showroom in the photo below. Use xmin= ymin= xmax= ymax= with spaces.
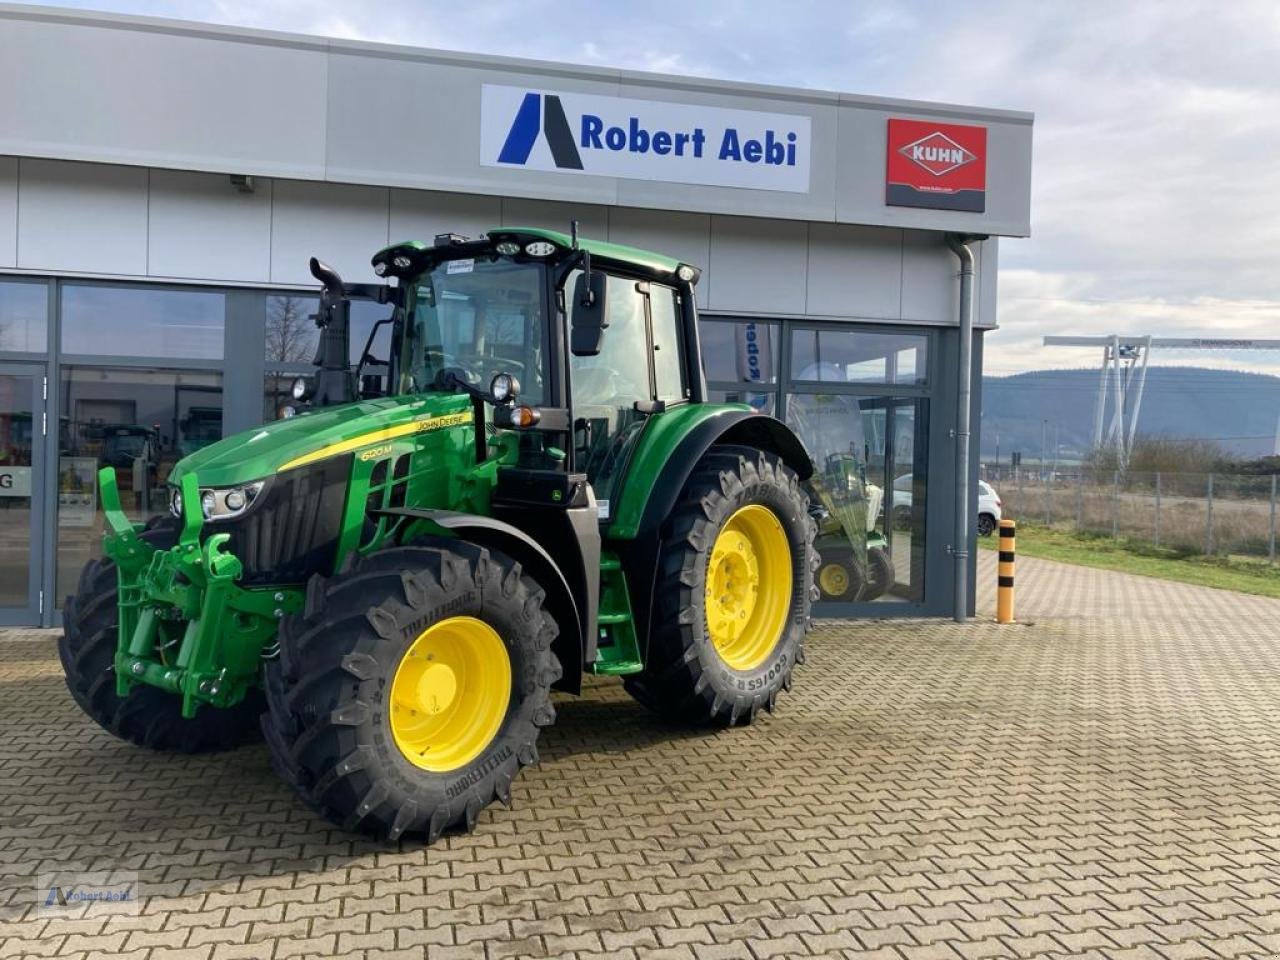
xmin=60 ymin=226 xmax=820 ymax=842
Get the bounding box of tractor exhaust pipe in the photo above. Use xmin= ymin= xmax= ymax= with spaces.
xmin=309 ymin=257 xmax=356 ymax=407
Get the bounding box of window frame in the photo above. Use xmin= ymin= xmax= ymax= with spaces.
xmin=566 ymin=266 xmax=691 ymax=410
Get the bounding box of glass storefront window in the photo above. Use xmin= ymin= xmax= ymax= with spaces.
xmin=699 ymin=319 xmax=779 ymax=386
xmin=264 ymin=297 xmax=396 ymax=421
xmin=790 ymin=328 xmax=927 ymax=385
xmin=265 ymin=295 xmax=395 ymax=368
xmin=707 ymin=388 xmax=776 ymax=416
xmin=55 ymin=366 xmax=224 ymax=602
xmin=62 ymin=285 xmax=225 ymax=359
xmin=787 ymin=392 xmax=928 ymax=604
xmin=0 ymin=371 xmax=36 ymax=606
xmin=0 ymin=281 xmax=49 ymax=353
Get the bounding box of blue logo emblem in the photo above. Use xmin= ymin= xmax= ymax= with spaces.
xmin=497 ymin=93 xmax=583 ymax=169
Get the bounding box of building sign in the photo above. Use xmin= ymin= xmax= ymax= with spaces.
xmin=0 ymin=465 xmax=31 ymax=498
xmin=886 ymin=118 xmax=987 ymax=213
xmin=735 ymin=322 xmax=773 ymax=385
xmin=481 ymin=85 xmax=812 ymax=193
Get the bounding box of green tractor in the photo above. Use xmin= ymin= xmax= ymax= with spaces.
xmin=60 ymin=226 xmax=818 ymax=842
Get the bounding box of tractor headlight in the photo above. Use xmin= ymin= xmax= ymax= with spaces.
xmin=489 ymin=372 xmax=520 ymax=403
xmin=523 ymin=241 xmax=556 ymax=257
xmin=169 ymin=481 xmax=266 ymax=522
xmin=290 ymin=376 xmax=311 ymax=401
xmin=494 ymin=240 xmax=521 ymax=256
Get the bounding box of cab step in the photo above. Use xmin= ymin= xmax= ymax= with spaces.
xmin=591 ymin=551 xmax=642 ymax=675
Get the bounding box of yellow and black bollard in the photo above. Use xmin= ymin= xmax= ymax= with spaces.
xmin=996 ymin=519 xmax=1016 ymax=623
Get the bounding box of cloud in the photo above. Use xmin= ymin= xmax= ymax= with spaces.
xmin=25 ymin=0 xmax=1280 ymax=379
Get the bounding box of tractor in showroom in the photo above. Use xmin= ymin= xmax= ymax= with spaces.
xmin=60 ymin=226 xmax=818 ymax=842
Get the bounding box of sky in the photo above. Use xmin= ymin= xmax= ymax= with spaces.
xmin=25 ymin=0 xmax=1280 ymax=379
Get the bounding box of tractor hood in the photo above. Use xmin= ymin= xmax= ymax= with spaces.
xmin=170 ymin=392 xmax=472 ymax=489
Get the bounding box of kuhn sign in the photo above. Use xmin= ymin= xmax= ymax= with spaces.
xmin=480 ymin=85 xmax=811 ymax=193
xmin=886 ymin=118 xmax=987 ymax=213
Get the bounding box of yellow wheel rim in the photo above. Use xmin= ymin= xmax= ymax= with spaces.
xmin=818 ymin=563 xmax=849 ymax=597
xmin=388 ymin=616 xmax=511 ymax=773
xmin=705 ymin=504 xmax=792 ymax=671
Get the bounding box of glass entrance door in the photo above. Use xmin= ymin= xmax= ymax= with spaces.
xmin=0 ymin=364 xmax=44 ymax=624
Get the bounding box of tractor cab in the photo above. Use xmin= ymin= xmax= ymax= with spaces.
xmin=371 ymin=228 xmax=702 ymax=500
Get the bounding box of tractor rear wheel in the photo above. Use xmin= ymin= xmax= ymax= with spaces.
xmin=58 ymin=516 xmax=264 ymax=752
xmin=262 ymin=540 xmax=560 ymax=842
xmin=625 ymin=447 xmax=816 ymax=726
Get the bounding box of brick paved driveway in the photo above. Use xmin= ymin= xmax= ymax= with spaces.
xmin=3 ymin=554 xmax=1280 ymax=959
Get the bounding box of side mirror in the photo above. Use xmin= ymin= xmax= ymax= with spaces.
xmin=570 ymin=271 xmax=609 ymax=356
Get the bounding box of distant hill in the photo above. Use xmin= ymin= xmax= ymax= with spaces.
xmin=981 ymin=366 xmax=1280 ymax=461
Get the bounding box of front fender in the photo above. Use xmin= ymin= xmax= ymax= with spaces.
xmin=374 ymin=507 xmax=586 ymax=695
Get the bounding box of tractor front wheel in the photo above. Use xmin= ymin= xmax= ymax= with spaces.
xmin=58 ymin=517 xmax=264 ymax=752
xmin=262 ymin=540 xmax=560 ymax=842
xmin=625 ymin=447 xmax=816 ymax=726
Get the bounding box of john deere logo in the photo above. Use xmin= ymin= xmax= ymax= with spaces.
xmin=497 ymin=93 xmax=583 ymax=169
xmin=898 ymin=131 xmax=976 ymax=177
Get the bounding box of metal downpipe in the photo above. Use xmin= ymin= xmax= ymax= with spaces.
xmin=945 ymin=233 xmax=985 ymax=623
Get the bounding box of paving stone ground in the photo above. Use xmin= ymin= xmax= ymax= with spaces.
xmin=2 ymin=553 xmax=1280 ymax=959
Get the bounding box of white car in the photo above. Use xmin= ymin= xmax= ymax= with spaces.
xmin=890 ymin=475 xmax=1003 ymax=536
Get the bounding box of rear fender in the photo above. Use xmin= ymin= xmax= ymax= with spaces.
xmin=630 ymin=409 xmax=813 ymax=540
xmin=606 ymin=406 xmax=813 ymax=669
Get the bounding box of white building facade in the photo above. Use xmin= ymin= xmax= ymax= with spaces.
xmin=0 ymin=6 xmax=1032 ymax=625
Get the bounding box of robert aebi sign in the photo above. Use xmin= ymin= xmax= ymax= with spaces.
xmin=481 ymin=85 xmax=811 ymax=193
xmin=886 ymin=118 xmax=987 ymax=213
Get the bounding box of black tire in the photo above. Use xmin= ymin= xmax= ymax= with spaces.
xmin=863 ymin=545 xmax=895 ymax=601
xmin=261 ymin=539 xmax=560 ymax=842
xmin=977 ymin=513 xmax=997 ymax=537
xmin=58 ymin=516 xmax=264 ymax=753
xmin=815 ymin=541 xmax=862 ymax=602
xmin=625 ymin=447 xmax=816 ymax=726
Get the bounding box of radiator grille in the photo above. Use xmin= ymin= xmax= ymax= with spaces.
xmin=223 ymin=456 xmax=351 ymax=585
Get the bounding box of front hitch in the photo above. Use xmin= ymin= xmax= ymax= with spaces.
xmin=100 ymin=468 xmax=301 ymax=717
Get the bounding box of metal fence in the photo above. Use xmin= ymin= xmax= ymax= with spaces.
xmin=983 ymin=468 xmax=1279 ymax=562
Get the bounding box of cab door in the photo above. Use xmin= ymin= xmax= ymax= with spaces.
xmin=568 ymin=273 xmax=688 ymax=521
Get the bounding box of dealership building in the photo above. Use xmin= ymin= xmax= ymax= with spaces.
xmin=0 ymin=6 xmax=1032 ymax=626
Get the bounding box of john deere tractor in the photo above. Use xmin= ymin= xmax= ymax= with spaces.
xmin=60 ymin=227 xmax=817 ymax=842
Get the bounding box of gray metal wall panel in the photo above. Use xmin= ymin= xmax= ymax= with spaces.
xmin=805 ymin=222 xmax=903 ymax=321
xmin=0 ymin=157 xmax=15 ymax=268
xmin=606 ymin=207 xmax=711 ymax=309
xmin=325 ymin=53 xmax=620 ymax=203
xmin=17 ymin=159 xmax=147 ymax=275
xmin=500 ymin=198 xmax=608 ymax=239
xmin=979 ymin=238 xmax=999 ymax=329
xmin=900 ymin=230 xmax=959 ymax=324
xmin=706 ymin=216 xmax=808 ymax=315
xmin=610 ymin=83 xmax=839 ymax=224
xmin=0 ymin=17 xmax=328 ymax=178
xmin=833 ymin=101 xmax=1033 ymax=238
xmin=389 ymin=189 xmax=501 ymax=247
xmin=148 ymin=170 xmax=272 ymax=283
xmin=0 ymin=10 xmax=1033 ymax=238
xmin=270 ymin=180 xmax=390 ymax=287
